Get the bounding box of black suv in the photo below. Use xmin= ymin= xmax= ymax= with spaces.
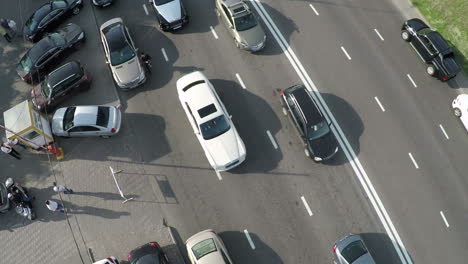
xmin=31 ymin=61 xmax=91 ymax=112
xmin=281 ymin=85 xmax=339 ymax=162
xmin=401 ymin=18 xmax=460 ymax=81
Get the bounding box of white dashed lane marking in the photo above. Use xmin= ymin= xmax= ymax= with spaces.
xmin=161 ymin=48 xmax=169 ymax=62
xmin=235 ymin=73 xmax=246 ymax=89
xmin=407 ymin=74 xmax=417 ymax=87
xmin=142 ymin=4 xmax=149 ymax=15
xmin=408 ymin=152 xmax=419 ymax=169
xmin=440 ymin=211 xmax=450 ymax=228
xmin=244 ymin=229 xmax=256 ymax=249
xmin=210 ymin=26 xmax=219 ymax=39
xmin=266 ymin=130 xmax=278 ymax=149
xmin=309 ymin=4 xmax=319 ymax=15
xmin=439 ymin=124 xmax=449 ymax=140
xmin=374 ymin=29 xmax=384 ymax=41
xmin=374 ymin=96 xmax=386 ymax=112
xmin=301 ymin=196 xmax=313 ymax=216
xmin=340 ymin=46 xmax=352 ymax=60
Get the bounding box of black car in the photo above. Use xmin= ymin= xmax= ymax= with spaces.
xmin=23 ymin=0 xmax=83 ymax=42
xmin=281 ymin=85 xmax=339 ymax=162
xmin=150 ymin=0 xmax=189 ymax=31
xmin=17 ymin=23 xmax=85 ymax=84
xmin=31 ymin=61 xmax=91 ymax=112
xmin=401 ymin=18 xmax=461 ymax=81
xmin=92 ymin=0 xmax=113 ymax=7
xmin=127 ymin=242 xmax=169 ymax=264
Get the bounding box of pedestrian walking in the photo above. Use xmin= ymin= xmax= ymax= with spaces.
xmin=6 ymin=138 xmax=26 ymax=150
xmin=0 ymin=18 xmax=12 ymax=42
xmin=45 ymin=200 xmax=65 ymax=213
xmin=53 ymin=182 xmax=73 ymax=194
xmin=7 ymin=19 xmax=17 ymax=38
xmin=1 ymin=143 xmax=21 ymax=159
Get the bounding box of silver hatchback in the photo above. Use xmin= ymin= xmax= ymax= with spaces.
xmin=334 ymin=234 xmax=376 ymax=264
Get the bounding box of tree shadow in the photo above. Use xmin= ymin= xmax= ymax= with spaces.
xmin=209 ymin=79 xmax=283 ymax=174
xmin=56 ymin=113 xmax=171 ymax=162
xmin=220 ymin=230 xmax=283 ymax=264
xmin=360 ymin=232 xmax=411 ymax=264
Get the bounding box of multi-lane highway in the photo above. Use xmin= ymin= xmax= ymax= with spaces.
xmin=1 ymin=0 xmax=467 ymax=263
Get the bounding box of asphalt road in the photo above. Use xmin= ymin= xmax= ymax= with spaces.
xmin=1 ymin=0 xmax=468 ymax=263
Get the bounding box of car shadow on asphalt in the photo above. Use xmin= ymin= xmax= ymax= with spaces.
xmin=316 ymin=92 xmax=364 ymax=166
xmin=360 ymin=232 xmax=411 ymax=264
xmin=220 ymin=230 xmax=283 ymax=264
xmin=209 ymin=79 xmax=283 ymax=174
xmin=57 ymin=113 xmax=171 ymax=162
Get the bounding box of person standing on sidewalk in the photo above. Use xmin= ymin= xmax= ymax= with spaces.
xmin=6 ymin=138 xmax=26 ymax=150
xmin=0 ymin=18 xmax=12 ymax=42
xmin=45 ymin=200 xmax=65 ymax=213
xmin=53 ymin=182 xmax=73 ymax=194
xmin=1 ymin=142 xmax=21 ymax=159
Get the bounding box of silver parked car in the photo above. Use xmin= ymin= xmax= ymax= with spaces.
xmin=333 ymin=234 xmax=376 ymax=264
xmin=100 ymin=18 xmax=146 ymax=89
xmin=215 ymin=0 xmax=266 ymax=52
xmin=51 ymin=105 xmax=122 ymax=137
xmin=150 ymin=0 xmax=188 ymax=31
xmin=186 ymin=229 xmax=234 ymax=264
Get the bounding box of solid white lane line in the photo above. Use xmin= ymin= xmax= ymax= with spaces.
xmin=235 ymin=73 xmax=247 ymax=89
xmin=309 ymin=4 xmax=319 ymax=15
xmin=300 ymin=196 xmax=313 ymax=216
xmin=210 ymin=26 xmax=219 ymax=39
xmin=374 ymin=97 xmax=386 ymax=112
xmin=250 ymin=2 xmax=411 ymax=263
xmin=215 ymin=170 xmax=222 ymax=180
xmin=374 ymin=29 xmax=384 ymax=41
xmin=266 ymin=130 xmax=278 ymax=149
xmin=439 ymin=124 xmax=449 ymax=140
xmin=244 ymin=229 xmax=256 ymax=249
xmin=440 ymin=211 xmax=450 ymax=228
xmin=142 ymin=4 xmax=149 ymax=15
xmin=408 ymin=152 xmax=419 ymax=169
xmin=161 ymin=48 xmax=169 ymax=62
xmin=407 ymin=74 xmax=417 ymax=87
xmin=340 ymin=46 xmax=352 ymax=60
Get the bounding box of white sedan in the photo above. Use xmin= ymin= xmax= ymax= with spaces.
xmin=452 ymin=94 xmax=468 ymax=131
xmin=51 ymin=105 xmax=122 ymax=137
xmin=186 ymin=229 xmax=233 ymax=264
xmin=176 ymin=71 xmax=246 ymax=171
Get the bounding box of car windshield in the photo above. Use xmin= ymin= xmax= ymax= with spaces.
xmin=110 ymin=44 xmax=135 ymax=66
xmin=153 ymin=0 xmax=174 ymax=5
xmin=49 ymin=33 xmax=66 ymax=46
xmin=341 ymin=240 xmax=368 ymax=263
xmin=307 ymin=120 xmax=330 ymax=140
xmin=41 ymin=81 xmax=52 ymax=97
xmin=63 ymin=107 xmax=76 ymax=131
xmin=200 ymin=115 xmax=231 ymax=140
xmin=234 ymin=13 xmax=257 ymax=31
xmin=19 ymin=56 xmax=33 ymax=72
xmin=192 ymin=238 xmax=217 ymax=260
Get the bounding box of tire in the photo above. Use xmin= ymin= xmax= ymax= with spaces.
xmin=426 ymin=65 xmax=435 ymax=76
xmin=72 ymin=6 xmax=81 ymax=15
xmin=282 ymin=107 xmax=288 ymax=116
xmin=454 ymin=107 xmax=462 ymax=117
xmin=401 ymin=30 xmax=410 ymax=41
xmin=304 ymin=148 xmax=310 ymax=157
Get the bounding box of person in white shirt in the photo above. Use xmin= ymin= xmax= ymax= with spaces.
xmin=45 ymin=200 xmax=65 ymax=213
xmin=53 ymin=182 xmax=73 ymax=194
xmin=1 ymin=142 xmax=20 ymax=159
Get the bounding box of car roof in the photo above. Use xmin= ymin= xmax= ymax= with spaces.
xmin=103 ymin=22 xmax=127 ymax=52
xmin=186 ymin=230 xmax=227 ymax=264
xmin=290 ymin=87 xmax=323 ymax=125
xmin=47 ymin=61 xmax=82 ymax=87
xmin=29 ymin=37 xmax=55 ymax=62
xmin=426 ymin=31 xmax=451 ymax=51
xmin=73 ymin=106 xmax=100 ymax=126
xmin=223 ymin=0 xmax=250 ymax=16
xmin=31 ymin=3 xmax=52 ymax=22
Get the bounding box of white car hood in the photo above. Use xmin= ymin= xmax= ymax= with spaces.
xmin=112 ymin=57 xmax=141 ymax=84
xmin=51 ymin=108 xmax=67 ymax=135
xmin=203 ymin=128 xmax=243 ymax=168
xmin=156 ymin=0 xmax=182 ymax=23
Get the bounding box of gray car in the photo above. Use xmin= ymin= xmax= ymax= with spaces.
xmin=215 ymin=0 xmax=266 ymax=52
xmin=150 ymin=0 xmax=188 ymax=31
xmin=334 ymin=234 xmax=376 ymax=264
xmin=51 ymin=105 xmax=122 ymax=137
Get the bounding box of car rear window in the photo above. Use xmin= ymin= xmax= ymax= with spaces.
xmin=198 ymin=104 xmax=217 ymax=118
xmin=341 ymin=240 xmax=368 ymax=263
xmin=191 ymin=238 xmax=217 ymax=260
xmin=96 ymin=107 xmax=110 ymax=127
